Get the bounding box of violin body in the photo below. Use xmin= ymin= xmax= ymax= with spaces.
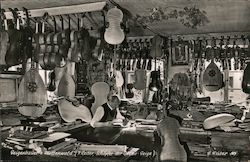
xmin=58 ymin=98 xmax=92 ymax=123
xmin=0 ymin=31 xmax=9 ymax=65
xmin=5 ymin=29 xmax=23 ymax=66
xmin=90 ymin=82 xmax=110 ymax=114
xmin=157 ymin=117 xmax=187 ymax=162
xmin=18 ymin=68 xmax=47 ymax=117
xmin=58 ymin=63 xmax=75 ymax=98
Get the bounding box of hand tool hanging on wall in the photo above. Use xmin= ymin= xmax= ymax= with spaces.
xmin=203 ymin=37 xmax=223 ymax=92
xmin=18 ymin=8 xmax=47 ymax=118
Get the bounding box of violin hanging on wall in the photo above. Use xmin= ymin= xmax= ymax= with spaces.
xmin=5 ymin=8 xmax=24 ymax=66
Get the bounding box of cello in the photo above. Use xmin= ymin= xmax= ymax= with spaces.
xmin=18 ymin=8 xmax=47 ymax=118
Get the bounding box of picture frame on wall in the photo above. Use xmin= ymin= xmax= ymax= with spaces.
xmin=171 ymin=40 xmax=190 ymax=66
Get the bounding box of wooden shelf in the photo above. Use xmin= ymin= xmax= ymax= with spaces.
xmin=4 ymin=1 xmax=106 ymax=20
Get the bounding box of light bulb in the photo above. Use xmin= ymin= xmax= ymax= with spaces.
xmin=104 ymin=7 xmax=125 ymax=45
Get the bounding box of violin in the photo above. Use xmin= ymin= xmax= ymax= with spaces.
xmin=0 ymin=9 xmax=9 ymax=66
xmin=59 ymin=15 xmax=70 ymax=59
xmin=79 ymin=15 xmax=91 ymax=61
xmin=57 ymin=16 xmax=76 ymax=98
xmin=5 ymin=8 xmax=23 ymax=66
xmin=68 ymin=22 xmax=79 ymax=62
xmin=93 ymin=12 xmax=106 ymax=61
xmin=69 ymin=14 xmax=82 ymax=62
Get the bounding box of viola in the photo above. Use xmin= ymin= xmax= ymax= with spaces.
xmin=5 ymin=8 xmax=23 ymax=66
